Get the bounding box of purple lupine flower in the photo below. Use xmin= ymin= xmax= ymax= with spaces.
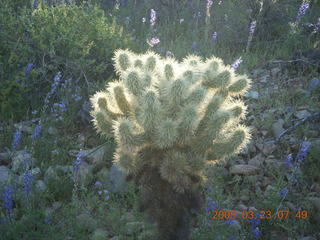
xmin=24 ymin=63 xmax=33 ymax=77
xmin=296 ymin=2 xmax=310 ymax=21
xmin=44 ymin=73 xmax=62 ymax=106
xmin=278 ymin=187 xmax=288 ymax=198
xmin=44 ymin=216 xmax=52 ymax=225
xmin=150 ymin=9 xmax=156 ymax=27
xmin=231 ymin=57 xmax=243 ymax=70
xmin=2 ymin=186 xmax=14 ymax=214
xmin=249 ymin=20 xmax=257 ymax=35
xmin=207 ymin=0 xmax=213 ymax=10
xmin=285 ymin=154 xmax=293 ymax=168
xmin=148 ymin=37 xmax=160 ymax=47
xmin=32 ymin=124 xmax=42 ymax=140
xmin=12 ymin=129 xmax=22 ymax=151
xmin=251 ymin=228 xmax=261 ymax=239
xmin=224 ymin=218 xmax=237 ymax=225
xmin=205 ymin=196 xmax=217 ymax=212
xmin=296 ymin=141 xmax=311 ymax=162
xmin=313 ymin=17 xmax=320 ymax=33
xmin=73 ymin=152 xmax=84 ymax=174
xmin=165 ymin=51 xmax=174 ymax=58
xmin=211 ymin=32 xmax=218 ymax=43
xmin=95 ymin=181 xmax=103 ymax=187
xmin=23 ymin=172 xmax=32 ymax=196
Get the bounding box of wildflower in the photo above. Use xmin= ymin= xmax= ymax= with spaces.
xmin=44 ymin=216 xmax=52 ymax=225
xmin=98 ymin=189 xmax=110 ymax=200
xmin=211 ymin=32 xmax=218 ymax=43
xmin=278 ymin=187 xmax=288 ymax=198
xmin=207 ymin=0 xmax=213 ymax=10
xmin=147 ymin=37 xmax=160 ymax=47
xmin=296 ymin=1 xmax=310 ymax=21
xmin=179 ymin=18 xmax=184 ymax=24
xmin=44 ymin=73 xmax=62 ymax=106
xmin=165 ymin=51 xmax=174 ymax=58
xmin=73 ymin=152 xmax=84 ymax=174
xmin=12 ymin=129 xmax=22 ymax=151
xmin=205 ymin=196 xmax=217 ymax=212
xmin=296 ymin=141 xmax=311 ymax=162
xmin=24 ymin=63 xmax=33 ymax=77
xmin=95 ymin=181 xmax=103 ymax=187
xmin=31 ymin=110 xmax=38 ymax=115
xmin=249 ymin=21 xmax=257 ymax=35
xmin=142 ymin=17 xmax=146 ymax=23
xmin=313 ymin=17 xmax=320 ymax=33
xmin=251 ymin=228 xmax=261 ymax=239
xmin=150 ymin=9 xmax=156 ymax=27
xmin=2 ymin=186 xmax=14 ymax=215
xmin=224 ymin=218 xmax=237 ymax=225
xmin=231 ymin=57 xmax=243 ymax=70
xmin=285 ymin=154 xmax=293 ymax=168
xmin=51 ymin=149 xmax=58 ymax=154
xmin=23 ymin=172 xmax=32 ymax=196
xmin=32 ymin=124 xmax=42 ymax=140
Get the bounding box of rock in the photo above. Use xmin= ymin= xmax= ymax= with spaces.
xmin=108 ymin=163 xmax=128 ymax=193
xmin=307 ymin=197 xmax=320 ymax=211
xmin=125 ymin=222 xmax=144 ymax=235
xmin=35 ymin=180 xmax=47 ymax=193
xmin=294 ymin=110 xmax=311 ymax=119
xmin=244 ymin=91 xmax=259 ymax=99
xmin=12 ymin=151 xmax=35 ymax=173
xmin=262 ymin=141 xmax=277 ymax=155
xmin=44 ymin=166 xmax=59 ymax=184
xmin=230 ymin=164 xmax=260 ymax=175
xmin=236 ymin=204 xmax=248 ymax=211
xmin=239 ymin=189 xmax=250 ymax=201
xmin=47 ymin=126 xmax=58 ymax=135
xmin=272 ymin=119 xmax=285 ymax=138
xmin=0 ymin=166 xmax=12 ymax=184
xmin=308 ymin=78 xmax=320 ymax=94
xmin=91 ymin=229 xmax=109 ymax=240
xmin=0 ymin=152 xmax=10 ymax=165
xmin=271 ymin=67 xmax=281 ymax=77
xmin=248 ymin=153 xmax=264 ymax=167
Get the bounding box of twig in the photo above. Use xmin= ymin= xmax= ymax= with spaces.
xmin=276 ymin=112 xmax=320 ymax=143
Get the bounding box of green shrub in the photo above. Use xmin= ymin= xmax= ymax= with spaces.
xmin=0 ymin=1 xmax=133 ymax=121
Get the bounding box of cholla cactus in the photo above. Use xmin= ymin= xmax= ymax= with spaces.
xmin=90 ymin=49 xmax=252 ymax=240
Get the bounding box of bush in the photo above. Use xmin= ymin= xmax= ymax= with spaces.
xmin=0 ymin=1 xmax=133 ymax=121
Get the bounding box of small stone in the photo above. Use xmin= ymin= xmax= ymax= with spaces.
xmin=271 ymin=67 xmax=281 ymax=77
xmin=230 ymin=164 xmax=260 ymax=175
xmin=12 ymin=151 xmax=35 ymax=173
xmin=262 ymin=141 xmax=276 ymax=155
xmin=272 ymin=119 xmax=285 ymax=138
xmin=244 ymin=91 xmax=259 ymax=99
xmin=294 ymin=110 xmax=311 ymax=119
xmin=125 ymin=222 xmax=144 ymax=235
xmin=265 ymin=185 xmax=276 ymax=192
xmin=35 ymin=180 xmax=47 ymax=193
xmin=308 ymin=78 xmax=320 ymax=94
xmin=248 ymin=153 xmax=264 ymax=167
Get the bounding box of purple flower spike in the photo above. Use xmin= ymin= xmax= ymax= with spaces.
xmin=12 ymin=129 xmax=22 ymax=151
xmin=150 ymin=9 xmax=156 ymax=27
xmin=211 ymin=32 xmax=218 ymax=43
xmin=148 ymin=37 xmax=160 ymax=47
xmin=296 ymin=141 xmax=311 ymax=162
xmin=249 ymin=21 xmax=257 ymax=35
xmin=231 ymin=57 xmax=243 ymax=70
xmin=2 ymin=186 xmax=14 ymax=214
xmin=24 ymin=63 xmax=33 ymax=77
xmin=165 ymin=51 xmax=174 ymax=58
xmin=296 ymin=2 xmax=310 ymax=21
xmin=278 ymin=187 xmax=288 ymax=198
xmin=285 ymin=154 xmax=293 ymax=168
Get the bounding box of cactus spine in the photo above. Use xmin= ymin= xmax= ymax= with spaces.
xmin=90 ymin=49 xmax=252 ymax=240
